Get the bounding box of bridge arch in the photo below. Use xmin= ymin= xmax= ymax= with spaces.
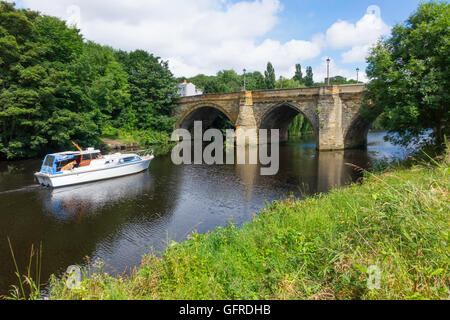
xmin=258 ymin=102 xmax=319 ymax=143
xmin=344 ymin=115 xmax=371 ymax=148
xmin=176 ymin=102 xmax=236 ymax=134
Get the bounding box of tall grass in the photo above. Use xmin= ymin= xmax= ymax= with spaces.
xmin=47 ymin=152 xmax=449 ymax=300
xmin=4 ymin=238 xmax=43 ymax=300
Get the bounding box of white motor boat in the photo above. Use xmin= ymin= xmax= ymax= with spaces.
xmin=35 ymin=146 xmax=154 ymax=188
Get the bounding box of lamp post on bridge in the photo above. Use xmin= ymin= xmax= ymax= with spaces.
xmin=326 ymin=58 xmax=331 ymax=85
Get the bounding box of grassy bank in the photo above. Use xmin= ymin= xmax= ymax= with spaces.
xmin=47 ymin=158 xmax=449 ymax=300
xmin=100 ymin=125 xmax=175 ymax=156
xmin=101 ymin=126 xmax=173 ymax=148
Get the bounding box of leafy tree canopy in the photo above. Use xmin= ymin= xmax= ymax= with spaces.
xmin=362 ymin=1 xmax=449 ymax=147
xmin=264 ymin=62 xmax=276 ymax=89
xmin=0 ymin=2 xmax=177 ymax=159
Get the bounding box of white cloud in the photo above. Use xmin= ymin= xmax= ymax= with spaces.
xmin=326 ymin=5 xmax=390 ymax=64
xmin=24 ymin=0 xmax=320 ymax=77
xmin=326 ymin=6 xmax=390 ymax=49
xmin=341 ymin=44 xmax=372 ymax=64
xmin=21 ymin=1 xmax=390 ymax=77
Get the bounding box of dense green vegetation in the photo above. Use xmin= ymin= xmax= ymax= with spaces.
xmin=45 ymin=153 xmax=449 ymax=300
xmin=0 ymin=2 xmax=177 ymax=160
xmin=362 ymin=1 xmax=449 ymax=148
xmin=288 ymin=114 xmax=313 ymax=138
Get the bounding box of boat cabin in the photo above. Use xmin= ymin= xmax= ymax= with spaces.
xmin=40 ymin=148 xmax=102 ymax=174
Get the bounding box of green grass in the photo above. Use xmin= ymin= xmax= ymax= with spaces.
xmin=46 ymin=156 xmax=449 ymax=300
xmin=101 ymin=125 xmax=173 ymax=147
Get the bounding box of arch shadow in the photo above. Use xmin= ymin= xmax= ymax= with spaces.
xmin=259 ymin=102 xmax=318 ymax=144
xmin=344 ymin=115 xmax=374 ymax=149
xmin=176 ymin=103 xmax=236 ymax=134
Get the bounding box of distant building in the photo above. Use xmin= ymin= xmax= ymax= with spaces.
xmin=177 ymin=80 xmax=203 ymax=97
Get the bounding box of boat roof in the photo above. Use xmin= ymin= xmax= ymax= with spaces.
xmin=56 ymin=150 xmax=100 ymax=155
xmin=48 ymin=149 xmax=101 ymax=157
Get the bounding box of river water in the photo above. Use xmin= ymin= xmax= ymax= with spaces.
xmin=0 ymin=132 xmax=410 ymax=295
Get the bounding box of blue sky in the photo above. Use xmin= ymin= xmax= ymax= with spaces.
xmin=13 ymin=0 xmax=428 ymax=81
xmin=266 ymin=0 xmax=423 ymax=39
xmin=264 ymin=0 xmax=425 ymax=80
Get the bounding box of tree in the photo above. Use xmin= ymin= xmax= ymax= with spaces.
xmin=264 ymin=62 xmax=276 ymax=89
xmin=328 ymin=76 xmax=347 ymax=85
xmin=0 ymin=3 xmax=102 ymax=159
xmin=0 ymin=2 xmax=177 ymax=159
xmin=216 ymin=70 xmax=242 ymax=92
xmin=276 ymin=77 xmax=302 ymax=89
xmin=304 ymin=66 xmax=314 ymax=87
xmin=288 ymin=114 xmax=312 ymax=138
xmin=116 ymin=50 xmax=177 ymax=133
xmin=188 ymin=74 xmax=216 ymax=93
xmin=362 ymin=1 xmax=449 ymax=147
xmin=245 ymin=71 xmax=266 ymax=90
xmin=293 ymin=64 xmax=303 ymax=84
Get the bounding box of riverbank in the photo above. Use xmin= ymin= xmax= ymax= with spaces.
xmin=100 ymin=126 xmax=175 ymax=156
xmin=47 ymin=154 xmax=449 ymax=300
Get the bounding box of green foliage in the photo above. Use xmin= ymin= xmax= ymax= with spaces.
xmin=362 ymin=1 xmax=450 ymax=147
xmin=264 ymin=62 xmax=276 ymax=89
xmin=0 ymin=2 xmax=177 ymax=159
xmin=115 ymin=50 xmax=178 ymax=133
xmin=102 ymin=124 xmax=172 ymax=147
xmin=189 ymin=70 xmax=267 ymax=93
xmin=304 ymin=66 xmax=314 ymax=87
xmin=288 ymin=114 xmax=313 ymax=138
xmin=275 ymin=77 xmax=303 ymax=89
xmin=187 ymin=63 xmax=318 ymax=94
xmin=328 ymin=76 xmax=348 ymax=85
xmin=293 ymin=63 xmax=303 ymax=83
xmin=245 ymin=71 xmax=266 ymax=91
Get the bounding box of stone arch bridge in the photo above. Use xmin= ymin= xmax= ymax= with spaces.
xmin=175 ymin=84 xmax=369 ymax=150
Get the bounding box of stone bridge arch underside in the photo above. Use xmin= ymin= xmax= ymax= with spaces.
xmin=175 ymin=84 xmax=370 ymax=150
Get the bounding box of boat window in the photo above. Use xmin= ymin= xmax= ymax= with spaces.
xmin=43 ymin=155 xmax=55 ymax=167
xmin=91 ymin=153 xmax=101 ymax=160
xmin=56 ymin=160 xmax=71 ymax=171
xmin=120 ymin=156 xmax=139 ymax=163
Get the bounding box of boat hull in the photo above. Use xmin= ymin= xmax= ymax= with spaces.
xmin=35 ymin=158 xmax=152 ymax=188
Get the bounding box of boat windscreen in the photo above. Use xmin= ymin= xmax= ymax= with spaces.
xmin=40 ymin=155 xmax=56 ymax=174
xmin=43 ymin=155 xmax=55 ymax=167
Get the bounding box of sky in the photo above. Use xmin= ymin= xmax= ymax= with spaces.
xmin=13 ymin=0 xmax=427 ymax=82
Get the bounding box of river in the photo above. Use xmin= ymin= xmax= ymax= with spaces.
xmin=0 ymin=132 xmax=411 ymax=296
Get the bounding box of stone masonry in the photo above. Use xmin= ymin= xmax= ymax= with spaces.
xmin=174 ymin=84 xmax=368 ymax=150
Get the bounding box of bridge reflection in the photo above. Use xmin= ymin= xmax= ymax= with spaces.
xmin=229 ymin=142 xmax=371 ymax=197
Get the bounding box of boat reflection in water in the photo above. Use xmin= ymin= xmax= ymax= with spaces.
xmin=43 ymin=171 xmax=153 ymax=220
